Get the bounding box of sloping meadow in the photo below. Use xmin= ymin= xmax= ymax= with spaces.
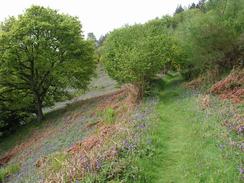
xmin=32 ymin=85 xmax=157 ymax=182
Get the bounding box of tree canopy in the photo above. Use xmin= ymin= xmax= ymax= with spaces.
xmin=102 ymin=0 xmax=244 ymax=87
xmin=0 ymin=6 xmax=95 ymax=127
xmin=102 ymin=22 xmax=181 ymax=97
xmin=173 ymin=0 xmax=244 ymax=79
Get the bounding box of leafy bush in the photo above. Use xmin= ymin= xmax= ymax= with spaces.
xmin=0 ymin=90 xmax=33 ymax=135
xmin=102 ymin=21 xmax=181 ymax=97
xmin=175 ymin=0 xmax=244 ymax=79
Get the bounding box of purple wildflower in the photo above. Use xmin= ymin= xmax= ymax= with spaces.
xmin=239 ymin=143 xmax=244 ymax=150
xmin=138 ymin=123 xmax=146 ymax=129
xmin=238 ymin=126 xmax=244 ymax=134
xmin=240 ymin=167 xmax=244 ymax=174
xmin=83 ymin=159 xmax=91 ymax=172
xmin=123 ymin=140 xmax=129 ymax=147
xmin=123 ymin=139 xmax=135 ymax=151
xmin=95 ymin=159 xmax=102 ymax=170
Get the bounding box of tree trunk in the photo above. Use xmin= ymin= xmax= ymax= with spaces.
xmin=133 ymin=83 xmax=145 ymax=103
xmin=136 ymin=84 xmax=144 ymax=101
xmin=35 ymin=96 xmax=44 ymax=122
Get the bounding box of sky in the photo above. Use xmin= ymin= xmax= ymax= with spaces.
xmin=0 ymin=0 xmax=199 ymax=38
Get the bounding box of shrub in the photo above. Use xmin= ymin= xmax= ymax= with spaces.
xmin=175 ymin=0 xmax=244 ymax=78
xmin=102 ymin=21 xmax=181 ymax=98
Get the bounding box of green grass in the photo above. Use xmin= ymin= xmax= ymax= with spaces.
xmin=77 ymin=74 xmax=242 ymax=183
xmin=1 ymin=73 xmax=242 ymax=183
xmin=0 ymin=108 xmax=65 ymax=157
xmin=0 ymin=164 xmax=20 ymax=182
xmin=99 ymin=107 xmax=117 ymax=124
xmin=0 ymin=122 xmax=37 ymax=156
xmin=45 ymin=152 xmax=69 ymax=173
xmin=138 ymin=75 xmax=242 ymax=183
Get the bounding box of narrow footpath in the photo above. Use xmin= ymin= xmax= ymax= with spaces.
xmin=146 ymin=78 xmax=241 ymax=183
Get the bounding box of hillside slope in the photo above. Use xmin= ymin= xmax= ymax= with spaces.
xmin=0 ymin=67 xmax=119 ymax=182
xmin=0 ymin=71 xmax=243 ymax=183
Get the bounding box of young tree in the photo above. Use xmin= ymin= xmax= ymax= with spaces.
xmin=87 ymin=32 xmax=97 ymax=47
xmin=189 ymin=3 xmax=196 ymax=9
xmin=87 ymin=32 xmax=97 ymax=41
xmin=174 ymin=5 xmax=184 ymax=15
xmin=97 ymin=34 xmax=107 ymax=47
xmin=0 ymin=6 xmax=95 ymax=122
xmin=102 ymin=21 xmax=180 ymax=99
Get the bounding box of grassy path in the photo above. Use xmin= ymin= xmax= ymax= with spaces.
xmin=141 ymin=77 xmax=241 ymax=183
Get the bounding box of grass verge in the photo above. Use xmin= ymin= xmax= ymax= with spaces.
xmin=0 ymin=164 xmax=20 ymax=182
xmin=137 ymin=75 xmax=243 ymax=183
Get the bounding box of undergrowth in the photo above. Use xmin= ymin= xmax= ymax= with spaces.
xmin=82 ymin=104 xmax=158 ymax=183
xmin=0 ymin=164 xmax=20 ymax=182
xmin=98 ymin=108 xmax=117 ymax=124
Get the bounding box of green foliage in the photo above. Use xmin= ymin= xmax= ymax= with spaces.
xmin=0 ymin=5 xmax=96 ymax=126
xmin=102 ymin=20 xmax=181 ymax=94
xmin=103 ymin=1 xmax=244 ymax=86
xmin=0 ymin=164 xmax=20 ymax=182
xmin=0 ymin=87 xmax=34 ymax=135
xmin=98 ymin=108 xmax=116 ymax=124
xmin=83 ymin=157 xmax=142 ymax=183
xmin=103 ymin=108 xmax=116 ymax=124
xmin=87 ymin=32 xmax=98 ymax=49
xmin=87 ymin=32 xmax=97 ymax=42
xmin=174 ymin=0 xmax=244 ymax=79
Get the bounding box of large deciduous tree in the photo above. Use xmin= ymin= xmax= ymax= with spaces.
xmin=0 ymin=6 xmax=95 ymax=122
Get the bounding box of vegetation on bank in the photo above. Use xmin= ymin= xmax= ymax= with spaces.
xmin=76 ymin=74 xmax=243 ymax=183
xmin=0 ymin=67 xmax=117 ymax=182
xmin=1 ymin=0 xmax=243 ymax=140
xmin=0 ymin=0 xmax=243 ymax=182
xmin=0 ymin=164 xmax=20 ymax=181
xmin=140 ymin=75 xmax=243 ymax=183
